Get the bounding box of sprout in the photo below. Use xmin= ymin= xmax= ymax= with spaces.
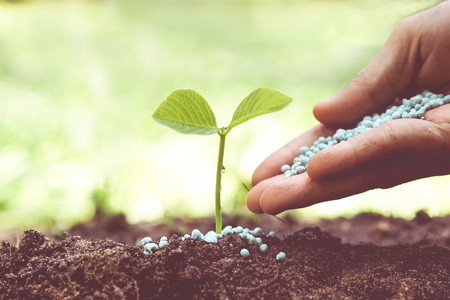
xmin=153 ymin=88 xmax=292 ymax=233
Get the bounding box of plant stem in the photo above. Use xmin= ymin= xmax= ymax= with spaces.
xmin=215 ymin=130 xmax=227 ymax=233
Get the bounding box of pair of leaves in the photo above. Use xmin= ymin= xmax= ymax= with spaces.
xmin=152 ymin=88 xmax=293 ymax=135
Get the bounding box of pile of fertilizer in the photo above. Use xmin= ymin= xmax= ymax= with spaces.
xmin=281 ymin=91 xmax=450 ymax=177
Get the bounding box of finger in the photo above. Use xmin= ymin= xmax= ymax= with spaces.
xmin=247 ymin=175 xmax=284 ymax=214
xmin=250 ymin=104 xmax=450 ymax=214
xmin=306 ymin=118 xmax=446 ymax=181
xmin=412 ymin=2 xmax=450 ymax=95
xmin=251 ymin=124 xmax=336 ymax=186
xmin=313 ymin=17 xmax=420 ymax=126
xmin=249 ymin=158 xmax=450 ymax=216
xmin=425 ymin=103 xmax=450 ymax=125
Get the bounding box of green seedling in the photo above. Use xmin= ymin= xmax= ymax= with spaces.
xmin=152 ymin=88 xmax=292 ymax=233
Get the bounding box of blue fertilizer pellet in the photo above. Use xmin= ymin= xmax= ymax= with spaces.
xmin=204 ymin=231 xmax=218 ymax=244
xmin=252 ymin=227 xmax=263 ymax=236
xmin=141 ymin=237 xmax=152 ymax=245
xmin=144 ymin=243 xmax=158 ymax=253
xmin=192 ymin=229 xmax=204 ymax=241
xmin=276 ymin=252 xmax=286 ymax=261
xmin=233 ymin=226 xmax=244 ymax=233
xmin=260 ymin=244 xmax=268 ymax=253
xmin=247 ymin=234 xmax=257 ymax=245
xmin=159 ymin=240 xmax=169 ymax=248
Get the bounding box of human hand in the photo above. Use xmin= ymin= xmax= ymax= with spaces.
xmin=246 ymin=2 xmax=450 ymax=215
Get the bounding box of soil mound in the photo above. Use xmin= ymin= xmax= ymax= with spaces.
xmin=1 ymin=212 xmax=449 ymax=299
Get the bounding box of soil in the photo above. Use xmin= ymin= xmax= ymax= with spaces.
xmin=1 ymin=210 xmax=449 ymax=299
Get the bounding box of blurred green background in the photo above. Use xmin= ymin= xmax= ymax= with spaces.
xmin=1 ymin=0 xmax=448 ymax=231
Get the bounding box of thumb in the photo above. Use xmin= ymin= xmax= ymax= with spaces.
xmin=314 ymin=16 xmax=421 ymax=126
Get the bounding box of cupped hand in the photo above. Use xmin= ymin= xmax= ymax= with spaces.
xmin=247 ymin=104 xmax=450 ymax=215
xmin=246 ymin=1 xmax=450 ymax=215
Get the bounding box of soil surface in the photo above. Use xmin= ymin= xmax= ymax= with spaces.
xmin=1 ymin=211 xmax=449 ymax=299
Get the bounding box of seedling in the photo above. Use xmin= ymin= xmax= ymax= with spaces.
xmin=152 ymin=88 xmax=292 ymax=233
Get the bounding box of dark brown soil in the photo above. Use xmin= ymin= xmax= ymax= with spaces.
xmin=1 ymin=211 xmax=449 ymax=299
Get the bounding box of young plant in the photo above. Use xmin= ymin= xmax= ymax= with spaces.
xmin=152 ymin=88 xmax=292 ymax=233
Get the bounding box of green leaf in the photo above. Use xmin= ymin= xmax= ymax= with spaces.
xmin=153 ymin=89 xmax=219 ymax=135
xmin=227 ymin=88 xmax=293 ymax=131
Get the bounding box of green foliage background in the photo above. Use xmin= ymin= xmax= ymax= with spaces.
xmin=0 ymin=0 xmax=448 ymax=230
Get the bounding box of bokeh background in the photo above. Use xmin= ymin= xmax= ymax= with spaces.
xmin=1 ymin=0 xmax=448 ymax=231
